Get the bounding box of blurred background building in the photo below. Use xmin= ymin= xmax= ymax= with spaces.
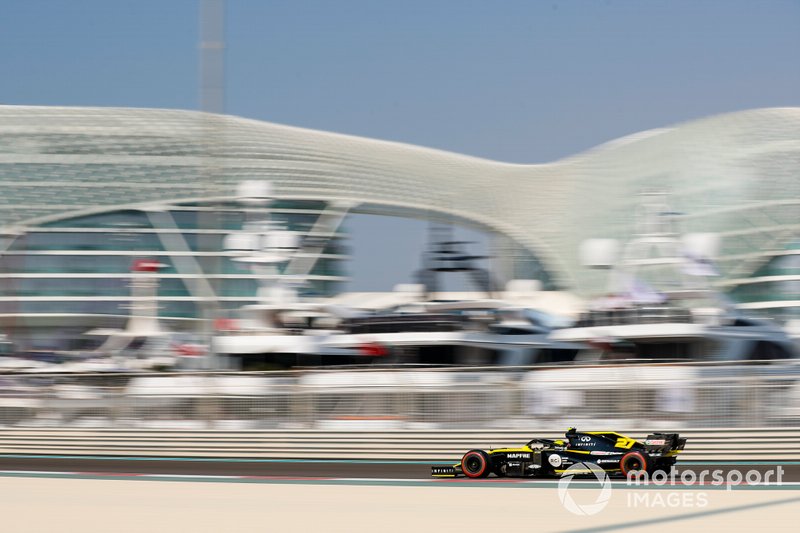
xmin=0 ymin=105 xmax=798 ymax=350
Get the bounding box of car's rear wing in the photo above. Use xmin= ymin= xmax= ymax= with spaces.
xmin=644 ymin=433 xmax=687 ymax=453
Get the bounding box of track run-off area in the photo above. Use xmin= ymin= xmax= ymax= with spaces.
xmin=1 ymin=456 xmax=799 ymax=532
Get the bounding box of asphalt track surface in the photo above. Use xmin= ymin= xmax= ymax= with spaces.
xmin=1 ymin=455 xmax=799 ymax=481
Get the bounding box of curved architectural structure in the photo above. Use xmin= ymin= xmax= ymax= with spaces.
xmin=0 ymin=105 xmax=798 ymax=348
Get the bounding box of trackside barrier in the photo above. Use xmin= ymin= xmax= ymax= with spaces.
xmin=2 ymin=362 xmax=800 ymax=429
xmin=0 ymin=428 xmax=798 ymax=461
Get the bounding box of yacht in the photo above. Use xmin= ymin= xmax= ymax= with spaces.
xmin=317 ymin=294 xmax=584 ymax=366
xmin=212 ymin=183 xmax=585 ymax=368
xmin=548 ymin=194 xmax=798 ymax=362
xmin=214 ymin=187 xmax=797 ymax=369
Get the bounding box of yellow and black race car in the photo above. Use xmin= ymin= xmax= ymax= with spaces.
xmin=431 ymin=427 xmax=686 ymax=478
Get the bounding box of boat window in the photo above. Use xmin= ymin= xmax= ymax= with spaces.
xmin=747 ymin=341 xmax=792 ymax=361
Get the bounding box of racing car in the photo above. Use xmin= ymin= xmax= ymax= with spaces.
xmin=431 ymin=427 xmax=686 ymax=478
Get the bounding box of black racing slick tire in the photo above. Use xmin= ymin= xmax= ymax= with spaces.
xmin=619 ymin=451 xmax=649 ymax=477
xmin=461 ymin=450 xmax=491 ymax=478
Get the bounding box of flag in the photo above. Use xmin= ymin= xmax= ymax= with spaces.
xmin=682 ymin=252 xmax=719 ymax=276
xmin=626 ymin=277 xmax=667 ymax=304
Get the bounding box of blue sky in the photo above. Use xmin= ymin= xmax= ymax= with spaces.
xmin=2 ymin=0 xmax=799 ymax=289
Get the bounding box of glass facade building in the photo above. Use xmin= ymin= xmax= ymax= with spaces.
xmin=0 ymin=201 xmax=348 ymax=349
xmin=0 ymin=105 xmax=798 ymax=349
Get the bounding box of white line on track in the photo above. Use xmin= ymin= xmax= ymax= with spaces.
xmin=0 ymin=470 xmax=78 ymax=476
xmin=2 ymin=471 xmax=800 ymax=488
xmin=144 ymin=474 xmax=241 ymax=479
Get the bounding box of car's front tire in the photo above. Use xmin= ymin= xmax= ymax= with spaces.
xmin=461 ymin=450 xmax=490 ymax=478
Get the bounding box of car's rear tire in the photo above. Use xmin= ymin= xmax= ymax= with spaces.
xmin=620 ymin=451 xmax=649 ymax=477
xmin=461 ymin=450 xmax=490 ymax=478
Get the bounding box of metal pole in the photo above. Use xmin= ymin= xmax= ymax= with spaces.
xmin=199 ymin=0 xmax=226 ymax=369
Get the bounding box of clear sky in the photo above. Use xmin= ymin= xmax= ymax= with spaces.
xmin=2 ymin=0 xmax=799 ymax=289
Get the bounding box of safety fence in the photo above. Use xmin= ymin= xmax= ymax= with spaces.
xmin=2 ymin=362 xmax=800 ymax=431
xmin=0 ymin=428 xmax=798 ymax=461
